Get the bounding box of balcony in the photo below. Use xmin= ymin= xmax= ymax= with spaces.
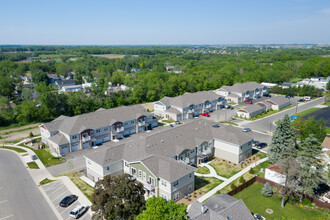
xmin=116 ymin=127 xmax=124 ymax=133
xmin=188 ymin=109 xmax=194 ymax=113
xmin=137 ymin=180 xmax=155 ymax=191
xmin=82 ymin=136 xmax=91 ymax=142
xmin=138 ymin=121 xmax=146 ymax=127
xmin=204 ymin=104 xmax=211 ymax=109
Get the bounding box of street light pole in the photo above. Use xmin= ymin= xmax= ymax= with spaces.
xmin=295 ymin=92 xmax=299 ymax=114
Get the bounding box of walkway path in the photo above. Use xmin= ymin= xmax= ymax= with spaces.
xmin=3 ymin=137 xmax=93 ymax=220
xmin=194 ymin=163 xmax=228 ymax=181
xmin=197 ymin=157 xmax=268 ymax=203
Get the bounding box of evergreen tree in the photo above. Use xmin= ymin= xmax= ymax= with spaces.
xmin=297 ymin=134 xmax=324 ymax=202
xmin=268 ymin=114 xmax=296 ymax=164
xmin=261 ymin=182 xmax=273 ymax=197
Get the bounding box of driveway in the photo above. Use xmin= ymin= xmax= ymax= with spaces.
xmin=0 ymin=150 xmax=57 ymax=220
xmin=42 ymin=180 xmax=91 ymax=220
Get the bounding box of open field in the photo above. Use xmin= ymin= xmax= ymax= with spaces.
xmin=92 ymin=54 xmax=138 ymax=59
xmin=0 ymin=123 xmax=41 ymax=143
xmin=233 ymin=182 xmax=325 ymax=219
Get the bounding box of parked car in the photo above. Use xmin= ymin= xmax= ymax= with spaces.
xmin=263 ymin=94 xmax=271 ymax=97
xmin=70 ymin=205 xmax=88 ymax=219
xmin=298 ymin=98 xmax=304 ymax=102
xmin=285 ymin=94 xmax=293 ymax=99
xmin=243 ymin=100 xmax=252 ymax=104
xmin=243 ymin=128 xmax=251 ymax=132
xmin=256 ymin=143 xmax=267 ymax=149
xmin=254 ymin=213 xmax=266 ymax=220
xmin=201 ymin=113 xmax=210 ymax=117
xmin=175 ymin=121 xmax=180 ymax=125
xmin=304 ymin=96 xmax=312 ymax=101
xmin=59 ymin=195 xmax=78 ymax=207
xmin=252 ymin=140 xmax=260 ymax=146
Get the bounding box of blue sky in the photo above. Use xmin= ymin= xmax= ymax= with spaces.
xmin=0 ymin=0 xmax=330 ymax=45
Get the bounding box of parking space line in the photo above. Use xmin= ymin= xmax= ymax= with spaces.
xmin=0 ymin=215 xmax=13 ymax=220
xmin=42 ymin=181 xmax=59 ymax=191
xmin=0 ymin=200 xmax=7 ymax=204
xmin=48 ymin=184 xmax=65 ymax=197
xmin=60 ymin=200 xmax=79 ymax=216
xmin=44 ymin=181 xmax=61 ymax=191
xmin=51 ymin=190 xmax=68 ymax=202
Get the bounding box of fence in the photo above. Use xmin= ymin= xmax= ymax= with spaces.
xmin=227 ymin=176 xmax=330 ymax=210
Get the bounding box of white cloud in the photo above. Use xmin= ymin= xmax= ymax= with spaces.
xmin=318 ymin=8 xmax=330 ymax=14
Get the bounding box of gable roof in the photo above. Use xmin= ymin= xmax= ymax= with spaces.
xmin=220 ymin=82 xmax=264 ymax=93
xmin=238 ymin=104 xmax=264 ymax=114
xmin=322 ymin=136 xmax=330 ymax=149
xmin=48 ymin=132 xmax=69 ymax=146
xmin=188 ymin=194 xmax=253 ymax=220
xmin=267 ymin=96 xmax=290 ymax=106
xmin=165 ymin=91 xmax=222 ymax=108
xmin=212 ymin=125 xmax=253 ymax=146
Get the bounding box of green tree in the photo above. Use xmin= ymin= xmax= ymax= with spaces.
xmin=0 ymin=96 xmax=14 ymax=126
xmin=296 ymin=135 xmax=324 ymax=202
xmin=261 ymin=182 xmax=273 ymax=197
xmin=292 ymin=117 xmax=326 ymax=143
xmin=31 ymin=69 xmax=50 ymax=85
xmin=91 ymin=174 xmax=145 ymax=220
xmin=14 ymin=100 xmax=41 ymax=124
xmin=0 ymin=76 xmax=15 ymax=97
xmin=136 ymin=196 xmax=188 ymax=220
xmin=268 ymin=114 xmax=297 ymax=164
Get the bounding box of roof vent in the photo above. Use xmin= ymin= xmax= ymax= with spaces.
xmin=161 ymin=140 xmax=164 ymax=143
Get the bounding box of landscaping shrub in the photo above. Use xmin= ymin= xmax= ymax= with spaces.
xmin=241 ymin=164 xmax=243 ymax=168
xmin=239 ymin=176 xmax=245 ymax=184
xmin=231 ymin=183 xmax=236 ymax=190
xmin=302 ymin=198 xmax=312 ymax=206
xmin=29 ymin=132 xmax=34 ymax=138
xmin=249 ymin=167 xmax=254 ymax=174
xmin=261 ymin=182 xmax=273 ymax=197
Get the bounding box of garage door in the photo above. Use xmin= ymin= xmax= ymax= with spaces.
xmin=82 ymin=142 xmax=90 ymax=149
xmin=96 ymin=137 xmax=102 ymax=145
xmin=129 ymin=128 xmax=136 ymax=135
xmin=60 ymin=146 xmax=69 ymax=154
xmin=117 ymin=133 xmax=123 ymax=139
xmin=124 ymin=130 xmax=130 ymax=137
xmin=103 ymin=136 xmax=110 ymax=142
xmin=71 ymin=144 xmax=79 ymax=152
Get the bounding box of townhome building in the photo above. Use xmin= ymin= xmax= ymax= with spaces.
xmin=40 ymin=104 xmax=158 ymax=156
xmin=84 ymin=119 xmax=253 ymax=201
xmin=215 ymin=81 xmax=269 ymax=103
xmin=154 ymin=91 xmax=226 ymax=121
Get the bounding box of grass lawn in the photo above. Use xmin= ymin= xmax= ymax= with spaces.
xmin=323 ymin=101 xmax=330 ymax=106
xmin=162 ymin=119 xmax=175 ymax=123
xmin=233 ymin=183 xmax=325 ymax=220
xmin=39 ymin=178 xmax=55 ymax=185
xmin=253 ymin=150 xmax=267 ymax=159
xmin=27 ymin=161 xmax=39 ymax=169
xmin=196 ymin=166 xmax=210 ymax=174
xmin=256 ymin=161 xmax=273 ymax=178
xmin=296 ymin=107 xmax=320 ymax=117
xmin=0 ymin=146 xmax=27 ymax=153
xmin=22 ymin=145 xmax=66 ymax=167
xmin=195 ymin=176 xmax=223 ymax=193
xmin=209 ymin=158 xmax=241 ymax=179
xmin=326 ymin=126 xmax=330 ymax=134
xmin=219 ymin=121 xmax=238 ymax=126
xmin=58 ymin=171 xmax=94 ymax=202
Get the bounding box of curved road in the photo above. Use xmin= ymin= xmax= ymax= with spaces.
xmin=245 ymin=98 xmax=325 ymax=133
xmin=0 ymin=150 xmax=57 ymax=220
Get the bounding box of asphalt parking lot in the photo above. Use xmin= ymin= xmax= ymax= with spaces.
xmin=42 ymin=180 xmax=91 ymax=220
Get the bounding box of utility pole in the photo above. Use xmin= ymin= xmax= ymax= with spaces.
xmin=295 ymin=92 xmax=299 ymax=115
xmin=325 ymin=84 xmax=327 ymax=104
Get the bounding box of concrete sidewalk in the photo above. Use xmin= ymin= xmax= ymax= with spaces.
xmin=197 ymin=157 xmax=268 ymax=203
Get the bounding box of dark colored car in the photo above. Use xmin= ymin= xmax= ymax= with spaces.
xmin=59 ymin=195 xmax=78 ymax=207
xmin=256 ymin=143 xmax=267 ymax=149
xmin=285 ymin=94 xmax=293 ymax=99
xmin=298 ymin=98 xmax=304 ymax=102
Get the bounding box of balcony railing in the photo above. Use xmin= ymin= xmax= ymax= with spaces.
xmin=137 ymin=180 xmax=155 ymax=191
xmin=82 ymin=136 xmax=91 ymax=142
xmin=116 ymin=127 xmax=124 ymax=133
xmin=138 ymin=121 xmax=146 ymax=126
xmin=204 ymin=104 xmax=211 ymax=108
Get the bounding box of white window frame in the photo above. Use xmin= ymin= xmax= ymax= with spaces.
xmin=138 ymin=170 xmax=142 ymax=178
xmin=161 ymin=180 xmax=167 ymax=187
xmin=143 ymin=172 xmax=146 ymax=181
xmin=131 ymin=167 xmax=136 ymax=176
xmin=174 ymin=192 xmax=179 ymax=201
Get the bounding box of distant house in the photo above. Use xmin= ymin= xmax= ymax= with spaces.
xmin=261 ymin=82 xmax=278 ymax=88
xmin=166 ymin=65 xmax=175 ymax=71
xmin=22 ymin=73 xmax=32 ymax=82
xmin=236 ymin=104 xmax=265 ymax=119
xmin=188 ymin=194 xmax=253 ymax=220
xmin=54 ymin=79 xmax=76 ymax=90
xmin=266 ymin=96 xmax=291 ymax=110
xmin=130 ymin=68 xmax=140 ymax=73
xmin=61 ymin=85 xmax=82 ymax=93
xmin=47 ymin=74 xmax=61 ymax=84
xmin=282 ymin=82 xmax=294 ymax=89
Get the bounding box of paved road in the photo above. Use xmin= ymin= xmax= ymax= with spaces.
xmin=244 ymin=98 xmax=325 ymax=132
xmin=0 ymin=150 xmax=57 ymax=220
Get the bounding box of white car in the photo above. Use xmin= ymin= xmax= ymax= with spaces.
xmin=70 ymin=205 xmax=88 ymax=219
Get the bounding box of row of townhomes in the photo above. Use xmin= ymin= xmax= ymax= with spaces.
xmin=215 ymin=81 xmax=269 ymax=103
xmin=84 ymin=119 xmax=253 ymax=201
xmin=154 ymin=91 xmax=226 ymax=121
xmin=40 ymin=104 xmax=158 ymax=155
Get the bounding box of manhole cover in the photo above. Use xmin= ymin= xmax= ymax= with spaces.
xmin=266 ymin=208 xmax=273 ymax=214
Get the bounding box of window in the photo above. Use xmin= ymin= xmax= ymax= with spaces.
xmin=90 ymin=131 xmax=94 ymax=135
xmin=72 ymin=135 xmax=78 ymax=139
xmin=124 ymin=122 xmax=128 ymax=125
xmin=143 ymin=172 xmax=146 ymax=181
xmin=106 ymin=166 xmax=110 ymax=170
xmin=96 ymin=129 xmax=100 ymax=133
xmin=188 ymin=185 xmax=192 ymax=192
xmin=131 ymin=168 xmax=136 ymax=176
xmin=190 ymin=149 xmax=194 ymax=153
xmin=174 ymin=193 xmax=179 ymax=201
xmin=131 ymin=120 xmax=135 ymax=124
xmin=174 ymin=181 xmax=178 ymax=187
xmin=180 ymin=155 xmax=185 ymax=161
xmin=125 ymin=162 xmax=130 ymax=167
xmin=161 ymin=194 xmax=167 ymax=200
xmin=149 ymin=177 xmax=155 ymax=185
xmin=240 ymin=146 xmax=242 ymax=150
xmin=104 ymin=127 xmax=108 ymax=131
xmin=189 ymin=173 xmax=192 ymax=178
xmin=138 ymin=170 xmax=142 ymax=178
xmin=161 ymin=180 xmax=167 ymax=187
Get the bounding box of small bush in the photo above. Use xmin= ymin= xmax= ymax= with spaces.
xmin=249 ymin=167 xmax=254 ymax=174
xmin=253 ymin=157 xmax=256 ymax=160
xmin=261 ymin=182 xmax=273 ymax=197
xmin=231 ymin=183 xmax=236 ymax=190
xmin=241 ymin=164 xmax=243 ymax=168
xmin=29 ymin=132 xmax=34 ymax=138
xmin=239 ymin=176 xmax=245 ymax=184
xmin=188 ymin=198 xmax=191 ymax=201
xmin=302 ymin=198 xmax=312 ymax=206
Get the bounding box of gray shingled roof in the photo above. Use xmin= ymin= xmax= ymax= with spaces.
xmin=212 ymin=125 xmax=252 ymax=146
xmin=220 ymin=81 xmax=264 ymax=93
xmin=164 ymin=107 xmax=182 ymax=115
xmin=267 ymin=96 xmax=290 ymax=106
xmin=239 ymin=104 xmax=265 ymax=114
xmin=188 ymin=194 xmax=253 ymax=220
xmin=44 ymin=104 xmax=151 ymax=134
xmin=48 ymin=132 xmax=69 ymax=146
